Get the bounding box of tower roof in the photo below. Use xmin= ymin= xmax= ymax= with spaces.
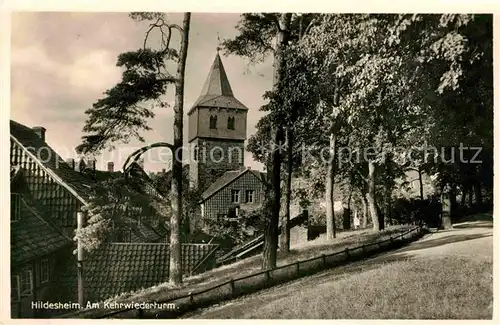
xmin=189 ymin=53 xmax=248 ymax=114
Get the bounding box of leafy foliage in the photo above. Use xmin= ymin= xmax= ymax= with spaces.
xmin=202 ymin=206 xmax=265 ymax=246
xmin=78 ymin=48 xmax=177 ymax=154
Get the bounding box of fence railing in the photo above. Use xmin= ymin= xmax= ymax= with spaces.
xmin=83 ymin=225 xmax=425 ymax=319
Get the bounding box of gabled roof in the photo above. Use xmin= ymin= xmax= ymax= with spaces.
xmin=83 ymin=243 xmax=219 ymax=301
xmin=200 ymin=168 xmax=267 ymax=202
xmin=11 ymin=171 xmax=71 ymax=265
xmin=188 ymin=53 xmax=249 ymax=114
xmin=10 ymin=120 xmax=94 ymax=204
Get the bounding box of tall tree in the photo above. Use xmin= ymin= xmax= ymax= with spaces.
xmin=224 ymin=13 xmax=319 ymax=267
xmin=77 ymin=12 xmax=191 ymax=285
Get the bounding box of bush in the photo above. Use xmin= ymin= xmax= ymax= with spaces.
xmin=392 ymin=196 xmax=441 ymax=227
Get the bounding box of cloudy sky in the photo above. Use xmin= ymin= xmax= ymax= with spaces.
xmin=11 ymin=12 xmax=273 ymax=172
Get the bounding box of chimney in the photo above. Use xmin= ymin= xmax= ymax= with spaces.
xmin=66 ymin=158 xmax=75 ymax=169
xmin=75 ymin=159 xmax=86 ymax=172
xmin=86 ymin=158 xmax=96 ymax=171
xmin=107 ymin=162 xmax=114 ymax=172
xmin=162 ymin=168 xmax=166 ymax=173
xmin=32 ymin=126 xmax=46 ymax=141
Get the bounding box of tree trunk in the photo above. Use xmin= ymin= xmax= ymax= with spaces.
xmin=366 ymin=161 xmax=380 ymax=231
xmin=343 ymin=186 xmax=352 ymax=230
xmin=361 ymin=192 xmax=368 ymax=228
xmin=474 ymin=181 xmax=483 ymax=207
xmin=418 ymin=166 xmax=424 ymax=200
xmin=325 ymin=133 xmax=337 ymax=240
xmin=169 ymin=12 xmax=190 ymax=285
xmin=262 ymin=13 xmax=292 ymax=270
xmin=280 ymin=126 xmax=293 ymax=253
xmin=467 ymin=185 xmax=473 ymax=208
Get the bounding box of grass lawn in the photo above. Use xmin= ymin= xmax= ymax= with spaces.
xmin=232 ymin=256 xmax=493 ymax=319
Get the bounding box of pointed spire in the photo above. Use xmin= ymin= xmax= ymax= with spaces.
xmin=216 ymin=32 xmax=221 ymax=53
xmin=198 ymin=52 xmax=234 ymax=97
xmin=188 ymin=50 xmax=249 ymax=114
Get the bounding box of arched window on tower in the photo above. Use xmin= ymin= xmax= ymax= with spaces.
xmin=193 ymin=145 xmax=199 ymax=161
xmin=209 ymin=115 xmax=217 ymax=129
xmin=227 ymin=116 xmax=235 ymax=130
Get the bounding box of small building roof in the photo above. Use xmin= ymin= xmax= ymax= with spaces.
xmin=11 ymin=171 xmax=71 ymax=265
xmin=200 ymin=168 xmax=267 ymax=202
xmin=83 ymin=243 xmax=219 ymax=301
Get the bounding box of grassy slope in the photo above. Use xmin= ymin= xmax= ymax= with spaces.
xmin=187 ymin=216 xmax=493 ymax=319
xmin=113 ymin=225 xmax=411 ymax=303
xmin=68 ymin=225 xmax=413 ymax=318
xmin=215 ymin=256 xmax=492 ymax=319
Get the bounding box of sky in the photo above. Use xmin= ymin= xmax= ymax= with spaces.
xmin=10 ymin=12 xmax=272 ymax=172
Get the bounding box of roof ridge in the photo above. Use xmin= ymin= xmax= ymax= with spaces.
xmin=201 ymin=168 xmax=260 ymax=202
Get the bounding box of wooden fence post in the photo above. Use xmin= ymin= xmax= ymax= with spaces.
xmin=296 ymin=261 xmax=300 ymax=276
xmin=265 ymin=270 xmax=271 ymax=285
xmin=345 ymin=247 xmax=350 ymax=260
xmin=322 ymin=254 xmax=326 ymax=267
xmin=189 ymin=292 xmax=194 ymax=304
xmin=137 ymin=308 xmax=144 ymax=318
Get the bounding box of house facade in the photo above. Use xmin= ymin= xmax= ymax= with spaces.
xmin=199 ymin=168 xmax=266 ymax=224
xmin=10 ymin=166 xmax=73 ymax=318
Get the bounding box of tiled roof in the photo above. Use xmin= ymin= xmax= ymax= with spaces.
xmin=11 ymin=195 xmax=71 ymax=265
xmin=84 ymin=243 xmax=219 ymax=301
xmin=200 ymin=168 xmax=267 ymax=201
xmin=10 ymin=120 xmax=95 ymax=203
xmin=188 ymin=53 xmax=249 ymax=114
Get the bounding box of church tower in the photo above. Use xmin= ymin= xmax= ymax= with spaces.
xmin=188 ymin=52 xmax=249 ymax=192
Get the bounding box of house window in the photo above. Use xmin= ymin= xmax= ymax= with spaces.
xmin=20 ymin=267 xmax=33 ymax=296
xmin=227 ymin=207 xmax=239 ymax=221
xmin=11 ymin=275 xmax=20 ymax=301
xmin=227 ymin=116 xmax=235 ymax=130
xmin=231 ymin=190 xmax=240 ymax=203
xmin=245 ymin=190 xmax=254 ymax=203
xmin=209 ymin=115 xmax=217 ymax=129
xmin=40 ymin=259 xmax=49 ymax=283
xmin=11 ymin=193 xmax=21 ymax=222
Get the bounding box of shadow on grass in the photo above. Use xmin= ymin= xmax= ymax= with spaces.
xmin=452 ymin=222 xmax=493 ymax=229
xmin=393 ymin=233 xmax=492 ymax=254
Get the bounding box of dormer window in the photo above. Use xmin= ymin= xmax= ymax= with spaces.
xmin=209 ymin=116 xmax=217 ymax=129
xmin=11 ymin=193 xmax=21 ymax=222
xmin=227 ymin=116 xmax=235 ymax=130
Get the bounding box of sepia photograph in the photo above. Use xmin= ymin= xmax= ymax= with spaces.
xmin=5 ymin=7 xmax=494 ymax=320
